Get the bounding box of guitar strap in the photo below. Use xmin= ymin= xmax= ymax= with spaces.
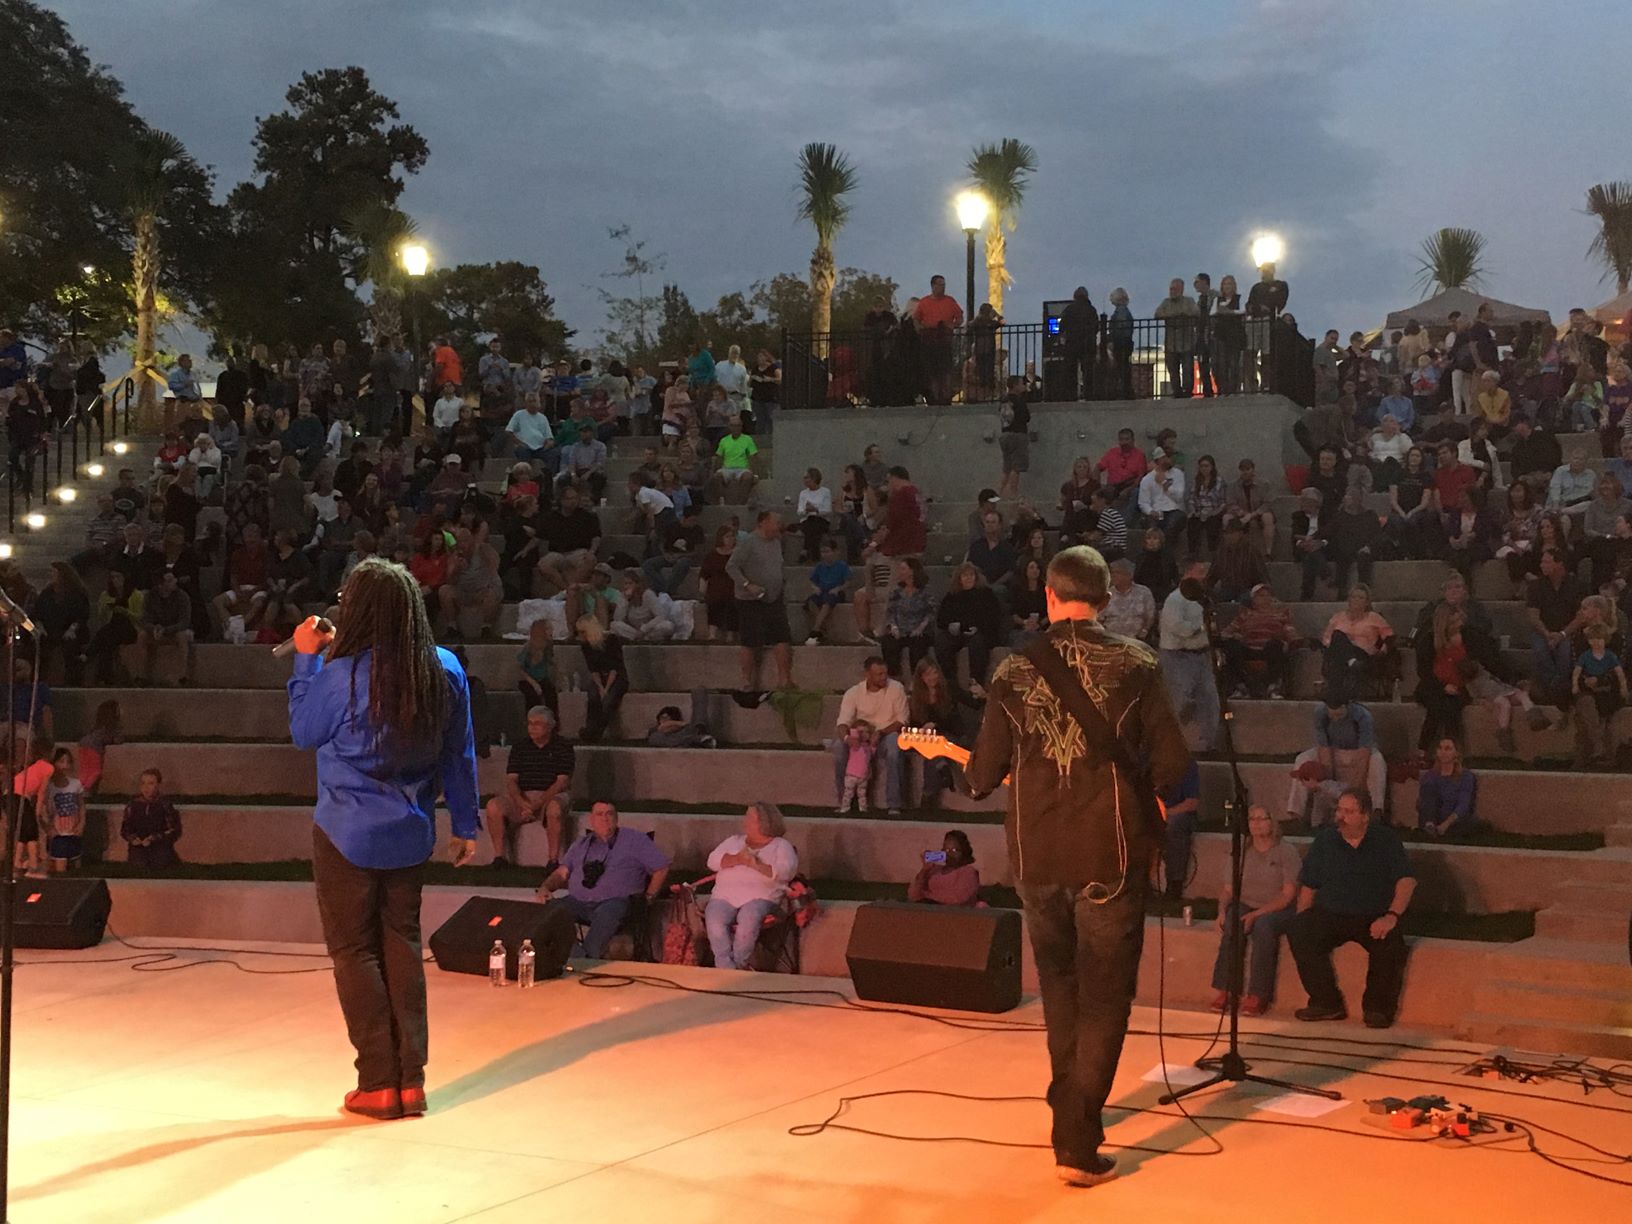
xmin=1021 ymin=635 xmax=1163 ymax=828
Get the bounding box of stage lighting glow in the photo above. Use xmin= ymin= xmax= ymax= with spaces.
xmin=955 ymin=191 xmax=990 ymax=233
xmin=1251 ymin=233 xmax=1284 ymax=267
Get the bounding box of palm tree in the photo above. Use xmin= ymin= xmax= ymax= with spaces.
xmin=1585 ymin=181 xmax=1632 ymax=296
xmin=966 ymin=139 xmax=1038 ymax=315
xmin=126 ymin=130 xmax=188 ymax=420
xmin=795 ymin=143 xmax=858 ymax=352
xmin=346 ymin=202 xmax=419 ymax=343
xmin=1415 ymin=227 xmax=1488 ymax=296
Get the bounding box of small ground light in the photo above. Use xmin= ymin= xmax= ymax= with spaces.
xmin=0 ymin=543 xmax=11 ymax=560
xmin=86 ymin=462 xmax=105 ymax=478
xmin=112 ymin=441 xmax=129 ymax=455
xmin=56 ymin=487 xmax=77 ymax=503
xmin=25 ymin=512 xmax=46 ymax=529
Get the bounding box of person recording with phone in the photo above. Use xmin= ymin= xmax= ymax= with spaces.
xmin=965 ymin=545 xmax=1190 ymax=1190
xmin=907 ymin=829 xmax=980 ymax=906
xmin=287 ymin=558 xmax=481 ymax=1123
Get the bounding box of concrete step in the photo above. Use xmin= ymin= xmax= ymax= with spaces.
xmin=1470 ymin=976 xmax=1632 ymax=1028
xmin=1458 ymin=1014 xmax=1632 ymax=1061
xmin=1607 ymin=824 xmax=1632 ymax=848
xmin=1547 ymin=879 xmax=1632 ymax=914
xmin=1533 ymin=907 xmax=1629 ymax=944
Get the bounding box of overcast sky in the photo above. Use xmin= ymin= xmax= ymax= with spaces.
xmin=52 ymin=0 xmax=1632 ymax=348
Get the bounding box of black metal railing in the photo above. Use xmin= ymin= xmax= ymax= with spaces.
xmin=782 ymin=312 xmax=1295 ymax=410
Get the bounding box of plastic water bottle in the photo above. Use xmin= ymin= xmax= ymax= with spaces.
xmin=517 ymin=939 xmax=536 ymax=990
xmin=488 ymin=939 xmax=507 ymax=987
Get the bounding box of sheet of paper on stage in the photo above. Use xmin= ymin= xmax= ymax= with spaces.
xmin=1140 ymin=1063 xmax=1212 ymax=1086
xmin=1254 ymin=1092 xmax=1350 ymax=1118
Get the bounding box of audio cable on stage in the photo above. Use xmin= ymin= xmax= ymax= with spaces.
xmin=13 ymin=926 xmax=334 ymax=974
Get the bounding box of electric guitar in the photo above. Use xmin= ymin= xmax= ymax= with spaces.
xmin=897 ymin=727 xmax=1168 ymax=822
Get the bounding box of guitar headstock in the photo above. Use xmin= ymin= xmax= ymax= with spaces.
xmin=897 ymin=726 xmax=957 ymax=760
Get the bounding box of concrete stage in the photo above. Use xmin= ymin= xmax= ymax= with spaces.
xmin=9 ymin=943 xmax=1630 ymax=1223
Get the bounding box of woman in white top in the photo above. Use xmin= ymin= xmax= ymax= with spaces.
xmin=796 ymin=466 xmax=834 ymax=561
xmin=1366 ymin=414 xmax=1412 ymax=490
xmin=187 ymin=432 xmax=224 ymax=499
xmin=610 ymin=571 xmax=676 ymax=641
xmin=704 ymin=802 xmax=799 ymax=970
xmin=1457 ymin=417 xmax=1506 ymax=489
xmin=715 ymin=344 xmax=751 ymax=419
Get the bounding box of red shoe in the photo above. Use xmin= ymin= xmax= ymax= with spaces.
xmin=1208 ymin=991 xmax=1230 ymax=1013
xmin=400 ymin=1086 xmax=427 ymax=1117
xmin=1241 ymin=996 xmax=1267 ymax=1016
xmin=343 ymin=1088 xmax=403 ymax=1120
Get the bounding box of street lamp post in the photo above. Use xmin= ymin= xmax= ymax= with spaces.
xmin=399 ymin=242 xmax=429 ymax=426
xmin=955 ymin=192 xmax=990 ymax=326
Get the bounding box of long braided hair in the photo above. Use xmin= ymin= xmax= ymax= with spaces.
xmin=326 ymin=557 xmax=449 ymax=765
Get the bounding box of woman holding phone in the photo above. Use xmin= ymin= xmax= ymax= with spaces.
xmin=907 ymin=829 xmax=981 ymax=906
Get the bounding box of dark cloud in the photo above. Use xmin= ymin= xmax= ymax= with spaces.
xmin=50 ymin=0 xmax=1622 ymax=348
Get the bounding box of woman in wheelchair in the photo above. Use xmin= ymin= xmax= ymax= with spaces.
xmin=703 ymin=802 xmax=799 ymax=970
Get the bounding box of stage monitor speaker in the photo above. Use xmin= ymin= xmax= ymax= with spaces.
xmin=11 ymin=877 xmax=112 ymax=949
xmin=845 ymin=901 xmax=1022 ymax=1014
xmin=429 ymin=896 xmax=575 ymax=981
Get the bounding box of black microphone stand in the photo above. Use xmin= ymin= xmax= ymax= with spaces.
xmin=1159 ymin=595 xmax=1340 ymax=1106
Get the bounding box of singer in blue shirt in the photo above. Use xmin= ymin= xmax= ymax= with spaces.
xmin=287 ymin=558 xmax=480 ymax=1122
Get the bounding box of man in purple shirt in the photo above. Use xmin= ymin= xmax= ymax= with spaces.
xmin=538 ymin=801 xmax=670 ymax=957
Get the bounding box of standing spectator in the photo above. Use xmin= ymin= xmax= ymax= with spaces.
xmin=1099 ymin=559 xmax=1155 ymax=641
xmin=725 ymin=511 xmax=793 ymax=693
xmin=39 ymin=748 xmax=85 ymax=872
xmin=1244 ymin=261 xmax=1288 ymax=390
xmin=120 ymin=767 xmax=183 ymax=868
xmin=536 ymin=802 xmax=670 ymax=960
xmin=704 ymin=803 xmax=798 ymax=970
xmin=1284 ymin=698 xmax=1389 ymax=826
xmin=1154 ymin=279 xmax=1199 ymax=398
xmin=874 ymin=466 xmax=928 ymax=561
xmin=1219 ymin=584 xmax=1296 ymax=699
xmin=1289 ymin=787 xmax=1415 ymax=1029
xmin=5 ymin=381 xmax=45 ymax=487
xmin=912 ymin=275 xmax=964 ymax=405
xmin=1107 ymin=287 xmax=1135 ymax=398
xmin=836 ymin=720 xmax=876 ymax=811
xmin=997 ymin=380 xmax=1031 ymax=500
xmin=833 ymin=656 xmax=909 ymax=816
xmin=1158 ymin=558 xmax=1220 ymax=750
xmin=166 ymin=353 xmax=202 ymax=409
xmin=1192 ymin=273 xmax=1217 ymax=397
xmin=485 ymin=706 xmax=574 ymax=870
xmin=1209 ymin=804 xmax=1299 ymax=1015
xmin=41 ymin=337 xmax=76 ymax=425
xmin=1059 ymin=287 xmax=1099 ymax=400
xmin=908 ymin=829 xmax=982 ymax=905
xmin=1211 ymin=275 xmax=1245 ymax=395
xmin=700 ymin=525 xmax=739 ymax=642
xmin=715 ymin=344 xmax=750 ymax=422
xmin=686 ymin=341 xmax=716 ymax=394
xmin=1572 ymin=624 xmax=1628 ymax=767
xmin=1416 ymin=737 xmax=1477 ymax=838
xmin=749 ymin=348 xmax=780 ymax=436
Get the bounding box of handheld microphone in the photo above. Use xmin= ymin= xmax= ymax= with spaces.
xmin=0 ymin=587 xmax=35 ymax=634
xmin=272 ymin=616 xmax=334 ymax=659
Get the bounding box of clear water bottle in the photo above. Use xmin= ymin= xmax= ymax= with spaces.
xmin=517 ymin=939 xmax=536 ymax=990
xmin=488 ymin=939 xmax=507 ymax=987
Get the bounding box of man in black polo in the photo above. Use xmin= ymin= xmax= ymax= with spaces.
xmin=484 ymin=705 xmax=575 ymax=871
xmin=1288 ymin=787 xmax=1416 ymax=1028
xmin=1527 ymin=547 xmax=1587 ymax=704
xmin=536 ymin=484 xmax=602 ymax=597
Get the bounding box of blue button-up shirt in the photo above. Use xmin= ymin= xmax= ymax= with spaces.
xmin=167 ymin=365 xmax=201 ymax=400
xmin=1314 ymin=702 xmax=1376 ymax=750
xmin=289 ymin=647 xmax=479 ymax=869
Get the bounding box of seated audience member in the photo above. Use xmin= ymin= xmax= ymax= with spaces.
xmin=560 ymin=424 xmax=609 ymax=503
xmin=537 ymin=801 xmax=670 ymax=959
xmin=1285 ymin=698 xmax=1388 ymax=826
xmin=1528 ymin=547 xmax=1587 ymax=704
xmin=577 ymin=616 xmax=628 ymax=743
xmin=907 ymin=658 xmax=982 ymax=807
xmin=880 ymin=558 xmax=936 ymax=678
xmin=213 ymin=523 xmax=271 ymax=635
xmin=1546 ymin=452 xmax=1596 ymax=523
xmin=935 ymin=563 xmax=1002 ymax=686
xmin=39 ymin=747 xmax=85 ymax=872
xmin=120 ymin=766 xmax=183 ymax=868
xmin=1008 ymin=556 xmax=1049 ymax=644
xmin=1385 ymin=446 xmax=1434 ymax=558
xmin=1496 ymin=482 xmax=1543 ymax=588
xmin=1416 ymin=737 xmax=1476 ymax=838
xmin=1325 ymin=486 xmax=1382 ymax=598
xmin=1208 ymin=518 xmax=1268 ymax=603
xmin=1210 ymin=804 xmax=1300 ymax=1016
xmin=1509 ymin=415 xmax=1562 ymax=495
xmin=1185 ymin=454 xmax=1227 ymax=554
xmin=75 ymin=698 xmax=120 ymax=795
xmin=965 ymin=508 xmax=1018 ymax=588
xmin=1366 ymin=412 xmax=1412 ymax=490
xmin=907 ymin=829 xmax=981 ymax=906
xmin=1321 ymin=584 xmax=1394 ymax=697
xmin=1289 ymin=787 xmax=1415 ymax=1029
xmin=704 ymin=802 xmax=799 ymax=970
xmin=1159 ymin=759 xmax=1200 ymax=900
xmin=29 ymin=562 xmax=90 ymax=686
xmin=833 ymin=656 xmax=908 ymax=815
xmin=1223 ymin=457 xmax=1275 ymax=558
xmin=803 ymin=537 xmax=851 ymax=646
xmin=609 ymin=571 xmax=677 ymax=641
xmin=1582 ymin=473 xmax=1632 ymax=591
xmin=1136 ymin=446 xmax=1186 ymax=542
xmin=485 ymin=706 xmax=574 ymax=870
xmin=1290 ymin=487 xmax=1329 ymax=599
xmin=795 ymin=467 xmax=833 ymax=562
xmin=708 ymin=415 xmax=759 ymax=504
xmin=136 ymin=570 xmax=194 ymax=685
xmin=1159 ymin=559 xmax=1220 ymax=751
xmin=646 ymin=689 xmax=718 ymax=748
xmin=1058 ymin=456 xmax=1099 ymax=539
xmin=1133 ymin=526 xmax=1178 ymax=605
xmin=516 ymin=617 xmax=560 ymax=720
xmin=1572 ymin=623 xmax=1629 ymax=766
xmin=1219 ymin=583 xmax=1296 ymax=699
xmin=438 ymin=527 xmax=503 ymax=640
xmin=1080 ymin=487 xmax=1128 ymax=560
xmin=1099 ymin=559 xmax=1155 ymax=640
xmin=1441 ymin=486 xmax=1497 ymax=581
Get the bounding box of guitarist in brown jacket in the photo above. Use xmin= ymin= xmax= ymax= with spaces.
xmin=964 ymin=545 xmax=1191 ymax=1189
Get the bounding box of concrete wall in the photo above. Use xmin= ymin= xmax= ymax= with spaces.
xmin=767 ymin=395 xmax=1304 ymax=499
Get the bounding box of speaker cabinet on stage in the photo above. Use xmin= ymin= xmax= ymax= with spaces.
xmin=429 ymin=896 xmax=576 ymax=981
xmin=845 ymin=901 xmax=1022 ymax=1013
xmin=10 ymin=877 xmax=112 ymax=949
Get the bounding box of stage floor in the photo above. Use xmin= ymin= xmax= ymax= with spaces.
xmin=9 ymin=939 xmax=1630 ymax=1222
